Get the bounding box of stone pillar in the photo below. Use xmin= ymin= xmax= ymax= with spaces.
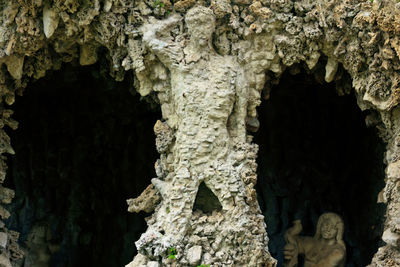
xmin=127 ymin=6 xmax=276 ymax=266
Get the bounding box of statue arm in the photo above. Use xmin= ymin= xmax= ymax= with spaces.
xmin=296 ymin=236 xmax=314 ymax=254
xmin=142 ymin=14 xmax=183 ymax=67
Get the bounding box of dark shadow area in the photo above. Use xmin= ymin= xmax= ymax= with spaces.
xmin=4 ymin=62 xmax=160 ymax=267
xmin=255 ymin=69 xmax=386 ymax=267
xmin=193 ymin=182 xmax=222 ymax=214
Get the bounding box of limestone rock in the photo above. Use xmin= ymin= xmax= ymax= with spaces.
xmin=147 ymin=261 xmax=159 ymax=267
xmin=249 ymin=2 xmax=273 ymax=20
xmin=174 ymin=0 xmax=196 ymax=12
xmin=0 ymin=186 xmax=14 ymax=204
xmin=80 ymin=44 xmax=98 ymax=66
xmin=43 ymin=5 xmax=59 ymax=38
xmin=211 ymin=0 xmax=232 ymax=19
xmin=4 ymin=55 xmax=24 ymax=80
xmin=0 ymin=254 xmax=11 ymax=267
xmin=382 ymin=229 xmax=400 ymax=247
xmin=186 ymin=245 xmax=202 ymax=266
xmin=0 ymin=130 xmax=14 ymax=155
xmin=153 ymin=120 xmax=174 ymax=153
xmin=126 ymin=253 xmax=148 ymax=267
xmin=103 ymin=0 xmax=113 ymax=12
xmin=127 ymin=184 xmax=161 ymax=213
xmin=0 ymin=232 xmax=7 ymax=249
xmin=0 ymin=0 xmax=399 ymax=266
xmin=325 ymin=57 xmax=339 ymax=83
xmin=0 ymin=206 xmax=10 ymax=220
xmin=7 ymin=231 xmax=23 ymax=261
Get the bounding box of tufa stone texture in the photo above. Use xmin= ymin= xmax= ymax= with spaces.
xmin=0 ymin=0 xmax=398 ymax=266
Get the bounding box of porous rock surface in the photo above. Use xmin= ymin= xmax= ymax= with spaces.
xmin=0 ymin=0 xmax=399 ymax=266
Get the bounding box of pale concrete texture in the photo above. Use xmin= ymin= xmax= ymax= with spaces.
xmin=0 ymin=0 xmax=398 ymax=266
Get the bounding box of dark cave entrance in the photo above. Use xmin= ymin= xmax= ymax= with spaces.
xmin=4 ymin=63 xmax=159 ymax=267
xmin=255 ymin=69 xmax=386 ymax=267
xmin=193 ymin=182 xmax=222 ymax=214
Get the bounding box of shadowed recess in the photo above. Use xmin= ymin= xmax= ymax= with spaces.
xmin=4 ymin=62 xmax=160 ymax=267
xmin=193 ymin=182 xmax=222 ymax=214
xmin=255 ymin=69 xmax=386 ymax=267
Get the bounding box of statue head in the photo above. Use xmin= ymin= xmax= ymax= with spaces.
xmin=185 ymin=6 xmax=216 ymax=48
xmin=27 ymin=223 xmax=48 ymax=245
xmin=314 ymin=212 xmax=344 ymax=246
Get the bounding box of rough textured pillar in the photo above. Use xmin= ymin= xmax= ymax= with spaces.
xmin=127 ymin=7 xmax=275 ymax=265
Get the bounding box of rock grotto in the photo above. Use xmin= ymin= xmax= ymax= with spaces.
xmin=0 ymin=0 xmax=399 ymax=266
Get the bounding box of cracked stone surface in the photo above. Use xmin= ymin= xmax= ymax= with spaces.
xmin=0 ymin=0 xmax=399 ymax=266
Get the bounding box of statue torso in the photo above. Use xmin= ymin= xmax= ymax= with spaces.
xmin=169 ymin=55 xmax=238 ymax=163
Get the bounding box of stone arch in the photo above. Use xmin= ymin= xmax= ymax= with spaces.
xmin=3 ymin=60 xmax=160 ymax=266
xmin=0 ymin=0 xmax=398 ymax=266
xmin=254 ymin=63 xmax=386 ymax=266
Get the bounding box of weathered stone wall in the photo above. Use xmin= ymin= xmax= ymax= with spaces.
xmin=0 ymin=0 xmax=399 ymax=266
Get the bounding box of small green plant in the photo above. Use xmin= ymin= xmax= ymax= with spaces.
xmin=153 ymin=0 xmax=171 ymax=17
xmin=197 ymin=265 xmax=210 ymax=267
xmin=167 ymin=247 xmax=177 ymax=260
xmin=153 ymin=0 xmax=165 ymax=9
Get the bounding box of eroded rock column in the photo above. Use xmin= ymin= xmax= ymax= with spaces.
xmin=128 ymin=6 xmax=275 ymax=267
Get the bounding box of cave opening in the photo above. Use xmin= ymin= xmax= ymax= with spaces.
xmin=255 ymin=68 xmax=386 ymax=266
xmin=193 ymin=182 xmax=222 ymax=214
xmin=3 ymin=62 xmax=160 ymax=267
